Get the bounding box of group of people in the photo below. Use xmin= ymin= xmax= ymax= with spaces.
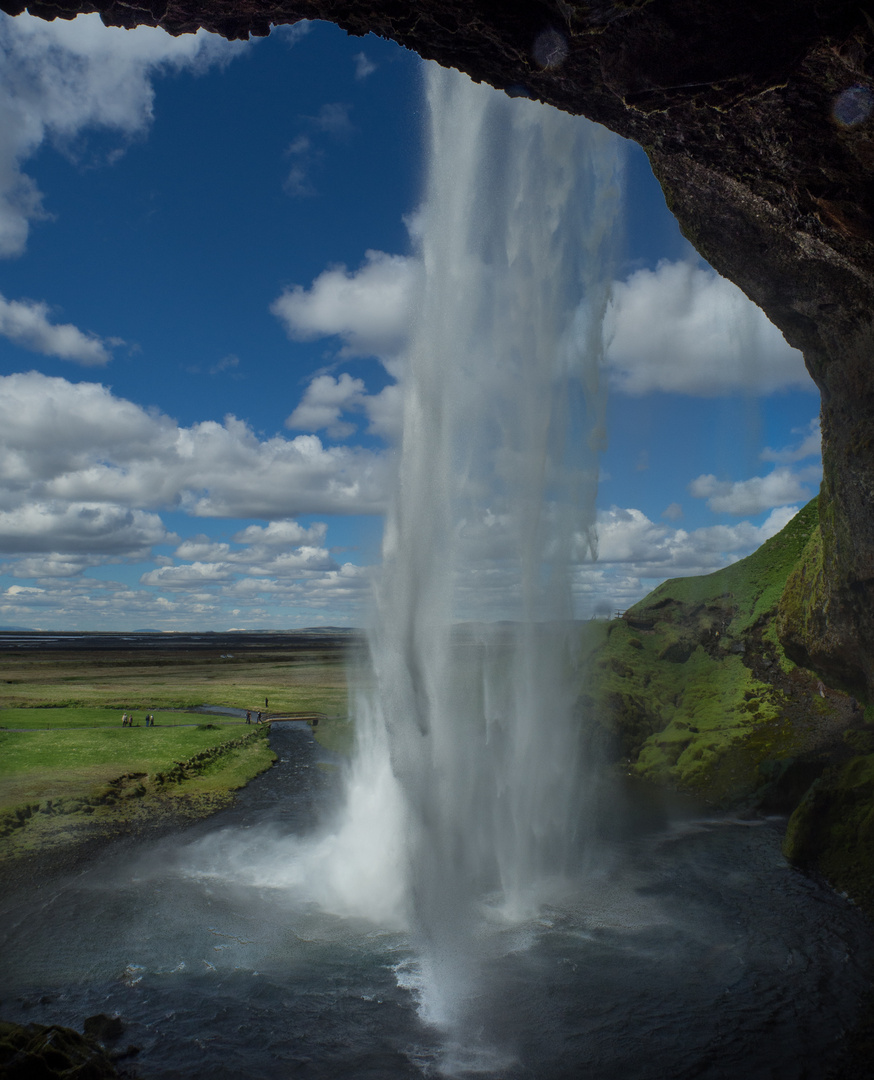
xmin=120 ymin=713 xmax=155 ymax=727
xmin=245 ymin=711 xmax=264 ymax=724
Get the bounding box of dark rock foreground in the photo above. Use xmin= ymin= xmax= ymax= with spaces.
xmin=0 ymin=1018 xmax=132 ymax=1078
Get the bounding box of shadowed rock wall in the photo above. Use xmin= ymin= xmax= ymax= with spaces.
xmin=4 ymin=0 xmax=874 ymax=694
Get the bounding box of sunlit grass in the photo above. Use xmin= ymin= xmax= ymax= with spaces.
xmin=0 ymin=635 xmax=355 ymax=861
xmin=0 ymin=725 xmax=277 ymax=859
xmin=0 ymin=707 xmax=235 ymax=730
xmin=0 ymin=725 xmax=274 ymax=811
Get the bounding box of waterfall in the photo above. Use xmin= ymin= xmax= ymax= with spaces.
xmin=335 ymin=63 xmax=623 ymax=1043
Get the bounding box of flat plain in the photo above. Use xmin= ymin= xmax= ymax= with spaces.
xmin=0 ymin=630 xmax=358 ymax=864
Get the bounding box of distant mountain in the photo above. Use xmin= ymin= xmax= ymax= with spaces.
xmin=0 ymin=625 xmax=35 ymax=632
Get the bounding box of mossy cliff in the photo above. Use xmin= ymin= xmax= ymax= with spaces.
xmin=587 ymin=496 xmax=874 ymax=909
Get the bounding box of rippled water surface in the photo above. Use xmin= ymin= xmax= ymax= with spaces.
xmin=1 ymin=722 xmax=871 ymax=1079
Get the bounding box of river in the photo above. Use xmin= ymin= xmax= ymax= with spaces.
xmin=1 ymin=720 xmax=871 ymax=1078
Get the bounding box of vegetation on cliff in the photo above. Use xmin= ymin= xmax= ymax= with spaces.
xmin=587 ymin=494 xmax=874 ymax=913
xmin=587 ymin=498 xmax=865 ymax=806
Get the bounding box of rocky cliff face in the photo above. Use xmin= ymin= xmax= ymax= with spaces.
xmin=4 ymin=0 xmax=873 ymax=693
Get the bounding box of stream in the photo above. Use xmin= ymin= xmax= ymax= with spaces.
xmin=1 ymin=721 xmax=872 ymax=1078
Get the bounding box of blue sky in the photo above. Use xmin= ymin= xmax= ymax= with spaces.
xmin=0 ymin=13 xmax=821 ymax=629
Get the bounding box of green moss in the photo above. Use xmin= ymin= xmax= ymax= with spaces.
xmin=783 ymin=753 xmax=874 ymax=913
xmin=776 ymin=525 xmax=826 ymax=653
xmin=589 ymin=498 xmax=846 ymax=805
xmin=628 ymin=496 xmax=820 ymax=634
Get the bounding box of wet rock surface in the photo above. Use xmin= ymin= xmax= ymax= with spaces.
xmin=0 ymin=1018 xmax=132 ymax=1079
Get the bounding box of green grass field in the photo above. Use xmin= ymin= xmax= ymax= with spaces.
xmin=0 ymin=723 xmax=254 ymax=806
xmin=0 ymin=633 xmax=354 ymax=863
xmin=0 ymin=707 xmax=228 ymax=729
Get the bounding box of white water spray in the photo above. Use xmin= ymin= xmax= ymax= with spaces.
xmin=337 ymin=65 xmax=623 ymax=1036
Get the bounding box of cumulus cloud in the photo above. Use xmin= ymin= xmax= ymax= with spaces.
xmin=361 ymin=382 xmax=403 ymax=440
xmin=688 ymin=465 xmax=821 ymax=516
xmin=562 ymin=503 xmax=803 ymax=617
xmin=0 ymin=501 xmax=171 ymax=555
xmin=140 ymin=561 xmax=236 ymax=588
xmin=162 ymin=525 xmax=339 ymax=581
xmin=0 ymin=367 xmax=381 ymax=625
xmin=594 ymin=504 xmax=798 ymax=574
xmin=0 ymin=372 xmax=388 ymax=521
xmin=271 ymin=249 xmax=417 ymax=361
xmin=0 ymin=292 xmax=115 ymax=364
xmin=0 ymin=12 xmax=245 ymax=257
xmin=761 ymin=418 xmax=821 ymax=464
xmin=286 ymin=372 xmax=404 ymax=442
xmin=232 ymin=520 xmax=327 ymax=547
xmin=4 ymin=553 xmax=113 ymax=578
xmin=287 ymin=372 xmax=366 ymax=438
xmin=408 ymin=494 xmax=800 ymax=623
xmin=604 ymin=260 xmax=812 ymax=396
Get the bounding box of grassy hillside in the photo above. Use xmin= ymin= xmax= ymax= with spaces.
xmin=587 ymin=498 xmax=867 ymax=806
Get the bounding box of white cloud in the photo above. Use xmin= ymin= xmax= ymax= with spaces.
xmin=604 ymin=260 xmax=812 ymax=396
xmin=0 ymin=12 xmax=245 ymax=257
xmin=361 ymin=382 xmax=403 ymax=440
xmin=246 ymin=546 xmax=339 ymax=576
xmin=308 ymin=101 xmax=351 ymax=133
xmin=271 ymin=249 xmax=417 ymax=361
xmin=285 ymin=372 xmax=404 ymax=442
xmin=688 ymin=465 xmax=820 ymax=516
xmin=232 ymin=520 xmax=327 ymax=546
xmin=3 ymin=553 xmax=108 ymax=578
xmin=587 ymin=503 xmax=799 ymax=583
xmin=354 ymin=52 xmax=376 ymax=80
xmin=166 ymin=530 xmax=339 ymax=578
xmin=0 ymin=292 xmax=114 ymax=364
xmin=761 ymin=418 xmax=821 ymax=463
xmin=287 ymin=372 xmax=366 ymax=438
xmin=140 ymin=561 xmax=236 ymax=588
xmin=0 ymin=371 xmax=389 ymax=533
xmin=284 ymin=134 xmax=316 ymax=197
xmin=282 ymin=98 xmax=353 ymax=196
xmin=0 ymin=501 xmax=171 ymax=555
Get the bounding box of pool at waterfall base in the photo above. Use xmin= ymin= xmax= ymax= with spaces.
xmin=1 ymin=721 xmax=871 ymax=1079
